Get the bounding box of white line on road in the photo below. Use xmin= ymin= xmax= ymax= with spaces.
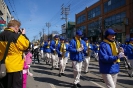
xmin=81 ymin=76 xmax=105 ymax=88
xmin=90 ymin=81 xmax=105 ymax=88
xmin=49 ymin=83 xmax=56 ymax=88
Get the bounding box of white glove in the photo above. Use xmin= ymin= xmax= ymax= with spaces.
xmin=53 ymin=49 xmax=56 ymax=51
xmin=86 ymin=51 xmax=88 ymax=53
xmin=118 ymin=52 xmax=125 ymax=58
xmin=77 ymin=48 xmax=83 ymax=52
xmin=60 ymin=52 xmax=62 ymax=55
xmin=81 ymin=44 xmax=84 ymax=49
xmin=64 ymin=45 xmax=66 ymax=50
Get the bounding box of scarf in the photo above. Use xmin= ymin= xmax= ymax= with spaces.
xmin=55 ymin=40 xmax=58 ymax=45
xmin=96 ymin=44 xmax=99 ymax=50
xmin=75 ymin=37 xmax=81 ymax=49
xmin=46 ymin=42 xmax=50 ymax=48
xmin=46 ymin=45 xmax=50 ymax=48
xmin=103 ymin=39 xmax=120 ymax=63
xmin=129 ymin=43 xmax=133 ymax=46
xmin=60 ymin=43 xmax=66 ymax=53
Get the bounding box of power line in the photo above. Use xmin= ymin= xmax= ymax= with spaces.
xmin=7 ymin=0 xmax=19 ymax=20
xmin=47 ymin=0 xmax=76 ymax=27
xmin=11 ymin=0 xmax=19 ymax=20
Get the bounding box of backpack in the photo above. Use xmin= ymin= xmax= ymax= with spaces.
xmin=0 ymin=33 xmax=13 ymax=79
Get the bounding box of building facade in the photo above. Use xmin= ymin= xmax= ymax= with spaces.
xmin=0 ymin=0 xmax=12 ymax=32
xmin=76 ymin=0 xmax=133 ymax=43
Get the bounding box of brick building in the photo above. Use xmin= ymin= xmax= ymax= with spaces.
xmin=76 ymin=0 xmax=133 ymax=43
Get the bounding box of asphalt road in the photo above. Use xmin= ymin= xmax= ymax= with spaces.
xmin=27 ymin=59 xmax=133 ymax=88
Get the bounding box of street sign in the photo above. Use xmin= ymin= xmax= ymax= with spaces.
xmin=0 ymin=20 xmax=6 ymax=24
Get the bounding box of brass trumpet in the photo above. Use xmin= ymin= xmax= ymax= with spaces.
xmin=87 ymin=45 xmax=92 ymax=56
xmin=61 ymin=45 xmax=66 ymax=58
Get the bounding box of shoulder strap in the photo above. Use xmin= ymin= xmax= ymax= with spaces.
xmin=1 ymin=33 xmax=13 ymax=63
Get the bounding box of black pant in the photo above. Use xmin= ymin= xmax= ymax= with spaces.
xmin=34 ymin=53 xmax=40 ymax=63
xmin=0 ymin=71 xmax=22 ymax=88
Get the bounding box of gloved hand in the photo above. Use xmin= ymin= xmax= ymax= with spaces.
xmin=118 ymin=52 xmax=125 ymax=58
xmin=86 ymin=51 xmax=88 ymax=53
xmin=81 ymin=44 xmax=84 ymax=49
xmin=60 ymin=52 xmax=62 ymax=55
xmin=64 ymin=46 xmax=66 ymax=50
xmin=77 ymin=47 xmax=83 ymax=52
xmin=53 ymin=49 xmax=56 ymax=51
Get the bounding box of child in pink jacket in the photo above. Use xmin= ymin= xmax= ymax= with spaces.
xmin=23 ymin=61 xmax=29 ymax=88
xmin=25 ymin=49 xmax=33 ymax=76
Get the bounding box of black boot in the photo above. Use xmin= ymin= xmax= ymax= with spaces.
xmin=61 ymin=73 xmax=66 ymax=76
xmin=58 ymin=73 xmax=62 ymax=77
xmin=73 ymin=84 xmax=78 ymax=88
xmin=77 ymin=83 xmax=81 ymax=87
xmin=50 ymin=67 xmax=53 ymax=70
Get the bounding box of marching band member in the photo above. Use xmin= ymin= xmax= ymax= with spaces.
xmin=69 ymin=30 xmax=87 ymax=88
xmin=126 ymin=38 xmax=133 ymax=77
xmin=43 ymin=39 xmax=51 ymax=65
xmin=50 ymin=35 xmax=60 ymax=70
xmin=56 ymin=37 xmax=69 ymax=77
xmin=94 ymin=42 xmax=100 ymax=61
xmin=40 ymin=42 xmax=44 ymax=60
xmin=65 ymin=39 xmax=70 ymax=64
xmin=99 ymin=28 xmax=124 ymax=88
xmin=83 ymin=38 xmax=91 ymax=74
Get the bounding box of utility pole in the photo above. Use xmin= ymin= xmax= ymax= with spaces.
xmin=39 ymin=32 xmax=42 ymax=45
xmin=42 ymin=29 xmax=45 ymax=40
xmin=61 ymin=4 xmax=70 ymax=38
xmin=46 ymin=22 xmax=51 ymax=39
xmin=33 ymin=36 xmax=36 ymax=43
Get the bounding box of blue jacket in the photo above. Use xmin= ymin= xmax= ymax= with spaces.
xmin=50 ymin=40 xmax=60 ymax=53
xmin=93 ymin=44 xmax=99 ymax=53
xmin=43 ymin=42 xmax=51 ymax=53
xmin=98 ymin=42 xmax=119 ymax=74
xmin=68 ymin=38 xmax=87 ymax=62
xmin=126 ymin=44 xmax=133 ymax=60
xmin=56 ymin=43 xmax=69 ymax=57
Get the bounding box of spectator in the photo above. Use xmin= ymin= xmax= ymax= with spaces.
xmin=0 ymin=20 xmax=30 ymax=88
xmin=33 ymin=43 xmax=40 ymax=64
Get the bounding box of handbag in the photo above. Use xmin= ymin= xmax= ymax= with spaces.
xmin=0 ymin=33 xmax=13 ymax=79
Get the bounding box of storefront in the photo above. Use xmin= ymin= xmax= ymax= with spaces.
xmin=66 ymin=22 xmax=75 ymax=39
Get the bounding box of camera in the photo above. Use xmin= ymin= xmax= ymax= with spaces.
xmin=18 ymin=28 xmax=24 ymax=33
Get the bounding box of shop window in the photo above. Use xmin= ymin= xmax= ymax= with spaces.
xmin=121 ymin=0 xmax=126 ymax=6
xmin=77 ymin=14 xmax=86 ymax=24
xmin=88 ymin=6 xmax=101 ymax=20
xmin=104 ymin=0 xmax=126 ymax=13
xmin=104 ymin=12 xmax=126 ymax=27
